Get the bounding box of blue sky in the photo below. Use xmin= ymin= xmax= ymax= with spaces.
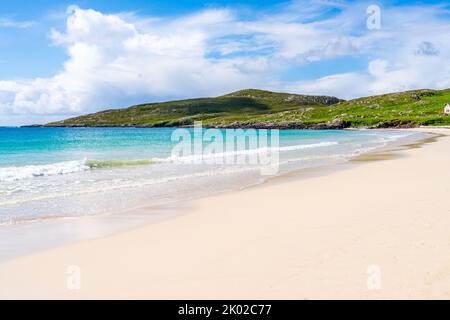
xmin=1 ymin=0 xmax=450 ymax=125
xmin=0 ymin=0 xmax=338 ymax=78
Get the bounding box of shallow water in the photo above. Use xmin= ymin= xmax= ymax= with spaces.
xmin=0 ymin=127 xmax=424 ymax=260
xmin=0 ymin=127 xmax=420 ymax=224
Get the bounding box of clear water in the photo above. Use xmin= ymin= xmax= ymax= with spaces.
xmin=0 ymin=127 xmax=418 ymax=225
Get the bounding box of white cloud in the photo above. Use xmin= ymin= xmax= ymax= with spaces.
xmin=1 ymin=1 xmax=450 ymax=125
xmin=281 ymin=3 xmax=450 ymax=98
xmin=285 ymin=73 xmax=371 ymax=100
xmin=0 ymin=17 xmax=35 ymax=28
xmin=0 ymin=7 xmax=266 ymax=117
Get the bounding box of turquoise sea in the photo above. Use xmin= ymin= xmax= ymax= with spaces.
xmin=0 ymin=127 xmax=420 ymax=221
xmin=0 ymin=127 xmax=422 ymax=259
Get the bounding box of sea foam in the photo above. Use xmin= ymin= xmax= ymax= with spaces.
xmin=0 ymin=141 xmax=339 ymax=181
xmin=0 ymin=160 xmax=89 ymax=182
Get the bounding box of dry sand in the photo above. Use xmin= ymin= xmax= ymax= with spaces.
xmin=1 ymin=128 xmax=449 ymax=299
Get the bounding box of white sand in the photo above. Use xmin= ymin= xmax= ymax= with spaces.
xmin=1 ymin=128 xmax=449 ymax=299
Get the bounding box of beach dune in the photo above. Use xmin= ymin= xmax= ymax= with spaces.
xmin=1 ymin=128 xmax=449 ymax=299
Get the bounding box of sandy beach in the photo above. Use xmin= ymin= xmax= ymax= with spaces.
xmin=1 ymin=128 xmax=449 ymax=299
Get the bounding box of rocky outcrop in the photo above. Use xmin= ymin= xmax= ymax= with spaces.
xmin=195 ymin=118 xmax=350 ymax=130
xmin=368 ymin=120 xmax=417 ymax=129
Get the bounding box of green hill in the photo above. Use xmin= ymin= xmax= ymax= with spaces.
xmin=45 ymin=88 xmax=450 ymax=129
xmin=303 ymin=88 xmax=450 ymax=128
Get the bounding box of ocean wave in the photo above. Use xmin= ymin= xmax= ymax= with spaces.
xmin=0 ymin=165 xmax=261 ymax=207
xmin=162 ymin=141 xmax=339 ymax=163
xmin=0 ymin=141 xmax=339 ymax=182
xmin=0 ymin=160 xmax=89 ymax=182
xmin=277 ymin=141 xmax=338 ymax=152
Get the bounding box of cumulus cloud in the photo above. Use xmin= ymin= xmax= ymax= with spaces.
xmin=0 ymin=7 xmax=273 ymax=118
xmin=1 ymin=1 xmax=450 ymax=124
xmin=281 ymin=3 xmax=450 ymax=99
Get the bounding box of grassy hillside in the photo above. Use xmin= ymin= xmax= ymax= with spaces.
xmin=301 ymin=88 xmax=450 ymax=128
xmin=45 ymin=88 xmax=450 ymax=129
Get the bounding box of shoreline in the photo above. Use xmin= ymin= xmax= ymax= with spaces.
xmin=0 ymin=129 xmax=426 ymax=262
xmin=23 ymin=124 xmax=450 ymax=130
xmin=1 ymin=127 xmax=449 ymax=299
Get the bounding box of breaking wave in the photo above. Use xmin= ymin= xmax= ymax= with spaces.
xmin=0 ymin=160 xmax=89 ymax=182
xmin=0 ymin=141 xmax=338 ymax=182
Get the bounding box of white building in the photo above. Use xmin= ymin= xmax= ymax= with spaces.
xmin=445 ymin=104 xmax=450 ymax=115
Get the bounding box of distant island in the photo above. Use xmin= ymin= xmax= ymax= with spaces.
xmin=39 ymin=88 xmax=450 ymax=129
